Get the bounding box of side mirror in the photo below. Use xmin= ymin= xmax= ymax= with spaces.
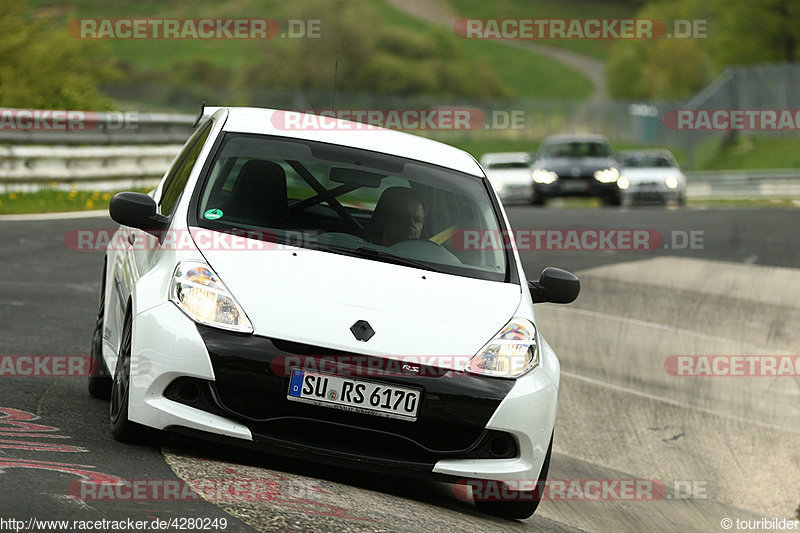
xmin=109 ymin=192 xmax=168 ymax=237
xmin=529 ymin=267 xmax=580 ymax=304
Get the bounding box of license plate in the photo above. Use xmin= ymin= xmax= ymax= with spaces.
xmin=287 ymin=369 xmax=420 ymax=421
xmin=560 ymin=180 xmax=590 ymax=192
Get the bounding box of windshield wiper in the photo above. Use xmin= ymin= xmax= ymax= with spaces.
xmin=321 ymin=244 xmax=437 ymax=272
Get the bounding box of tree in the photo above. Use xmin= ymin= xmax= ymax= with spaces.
xmin=235 ymin=0 xmax=509 ymax=99
xmin=0 ymin=3 xmax=119 ymax=109
xmin=710 ymin=0 xmax=799 ymax=68
xmin=607 ymin=0 xmax=714 ymax=100
xmin=607 ymin=0 xmax=798 ymax=101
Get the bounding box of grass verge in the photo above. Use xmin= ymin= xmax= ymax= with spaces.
xmin=0 ymin=188 xmax=149 ymax=215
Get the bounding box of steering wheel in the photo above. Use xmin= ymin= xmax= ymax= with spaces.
xmin=390 ymin=237 xmax=462 ymax=265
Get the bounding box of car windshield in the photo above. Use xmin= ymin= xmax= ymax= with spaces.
xmin=541 ymin=141 xmax=611 ymax=159
xmin=194 ymin=133 xmax=509 ymax=282
xmin=620 ymin=156 xmax=675 ymax=168
xmin=486 ymin=162 xmax=530 ymax=170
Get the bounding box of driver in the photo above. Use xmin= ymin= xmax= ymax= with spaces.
xmin=371 ymin=187 xmax=425 ymax=246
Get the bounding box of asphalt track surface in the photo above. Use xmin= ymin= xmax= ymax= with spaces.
xmin=1 ymin=206 xmax=798 ymax=532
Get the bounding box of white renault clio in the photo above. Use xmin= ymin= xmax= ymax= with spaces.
xmin=88 ymin=106 xmax=579 ymax=519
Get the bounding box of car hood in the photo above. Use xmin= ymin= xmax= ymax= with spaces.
xmin=196 ymin=238 xmax=522 ymax=370
xmin=620 ymin=168 xmax=682 ymax=183
xmin=534 ymin=157 xmax=615 ymax=175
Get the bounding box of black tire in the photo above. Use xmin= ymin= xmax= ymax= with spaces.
xmin=474 ymin=436 xmax=553 ymax=520
xmin=530 ymin=193 xmax=546 ymax=207
xmin=677 ymin=194 xmax=686 ymax=207
xmin=110 ymin=310 xmax=161 ymax=444
xmin=600 ymin=192 xmax=621 ymax=207
xmin=88 ymin=264 xmax=112 ymax=400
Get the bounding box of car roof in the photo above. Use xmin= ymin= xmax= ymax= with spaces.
xmin=480 ymin=152 xmax=532 ymax=164
xmin=214 ymin=107 xmax=484 ymax=177
xmin=618 ymin=149 xmax=675 ymax=158
xmin=541 ymin=133 xmax=611 ymax=145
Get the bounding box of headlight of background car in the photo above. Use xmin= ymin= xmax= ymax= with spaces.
xmin=466 ymin=318 xmax=539 ymax=378
xmin=617 ymin=175 xmax=630 ymax=190
xmin=170 ymin=261 xmax=253 ymax=333
xmin=532 ymin=169 xmax=558 ymax=184
xmin=594 ymin=168 xmax=620 ymax=183
xmin=664 ymin=175 xmax=679 ymax=189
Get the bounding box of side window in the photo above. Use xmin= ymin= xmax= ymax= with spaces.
xmin=159 ymin=123 xmax=212 ymax=216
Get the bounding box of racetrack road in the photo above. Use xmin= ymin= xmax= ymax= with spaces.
xmin=0 ymin=206 xmax=798 ymax=532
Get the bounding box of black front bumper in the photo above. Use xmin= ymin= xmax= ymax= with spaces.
xmin=163 ymin=325 xmax=517 ymax=472
xmin=535 ymin=178 xmax=620 ymax=199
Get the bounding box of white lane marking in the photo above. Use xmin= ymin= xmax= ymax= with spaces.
xmin=561 ymin=371 xmax=800 ymax=436
xmin=542 ymin=306 xmax=794 ymax=355
xmin=0 ymin=210 xmax=109 ymax=221
xmin=50 ymin=493 xmax=95 ymax=511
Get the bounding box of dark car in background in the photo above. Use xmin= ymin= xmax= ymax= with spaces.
xmin=531 ymin=134 xmax=621 ymax=206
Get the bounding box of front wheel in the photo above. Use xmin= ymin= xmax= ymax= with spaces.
xmin=473 ymin=436 xmax=553 ymax=519
xmin=600 ymin=192 xmax=621 ymax=207
xmin=110 ymin=312 xmax=160 ymax=444
xmin=530 ymin=192 xmax=546 ymax=207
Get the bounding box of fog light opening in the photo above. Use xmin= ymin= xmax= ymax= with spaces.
xmin=488 ymin=434 xmax=513 ymax=458
xmin=178 ymin=381 xmax=200 ymax=403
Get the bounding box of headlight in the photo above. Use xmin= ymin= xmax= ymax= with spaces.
xmin=594 ymin=168 xmax=620 ymax=183
xmin=466 ymin=318 xmax=538 ymax=378
xmin=532 ymin=169 xmax=558 ymax=184
xmin=665 ymin=175 xmax=679 ymax=189
xmin=617 ymin=175 xmax=630 ymax=190
xmin=170 ymin=261 xmax=253 ymax=333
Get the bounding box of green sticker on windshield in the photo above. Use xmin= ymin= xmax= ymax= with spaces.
xmin=204 ymin=208 xmax=223 ymax=220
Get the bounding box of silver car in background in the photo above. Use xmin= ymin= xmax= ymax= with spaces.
xmin=617 ymin=149 xmax=687 ymax=206
xmin=479 ymin=152 xmax=534 ymax=204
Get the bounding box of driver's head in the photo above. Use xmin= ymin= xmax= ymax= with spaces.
xmin=374 ymin=187 xmax=424 ymax=246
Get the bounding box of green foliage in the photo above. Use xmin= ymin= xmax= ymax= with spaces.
xmin=639 ymin=39 xmax=713 ymax=99
xmin=710 ymin=0 xmax=800 ymax=66
xmin=695 ymin=135 xmax=800 ymax=171
xmin=236 ymin=0 xmax=509 ymax=99
xmin=608 ymin=0 xmax=800 ymax=100
xmin=21 ymin=0 xmax=594 ymax=103
xmin=0 ymin=3 xmax=120 ymax=109
xmin=607 ymin=0 xmax=715 ymax=100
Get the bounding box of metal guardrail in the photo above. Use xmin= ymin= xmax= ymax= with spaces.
xmin=686 ymin=169 xmax=800 ymax=199
xmin=0 ymin=111 xmax=195 ymax=145
xmin=0 ymin=145 xmax=181 ymax=192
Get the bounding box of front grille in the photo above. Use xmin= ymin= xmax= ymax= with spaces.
xmin=188 ymin=325 xmax=516 ymax=457
xmin=164 ymin=376 xmax=518 ymax=463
